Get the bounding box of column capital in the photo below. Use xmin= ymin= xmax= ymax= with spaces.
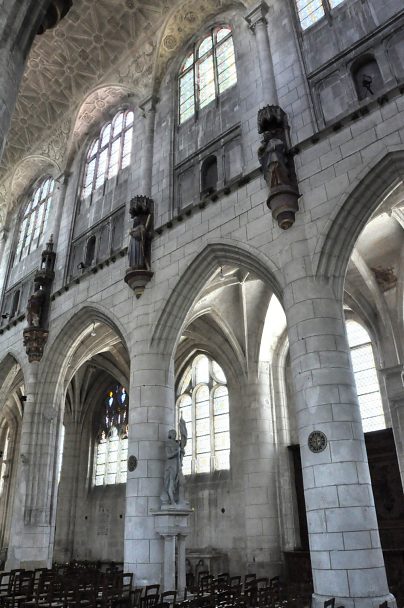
xmin=245 ymin=1 xmax=269 ymax=31
xmin=139 ymin=95 xmax=159 ymax=116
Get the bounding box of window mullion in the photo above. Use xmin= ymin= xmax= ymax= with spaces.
xmin=209 ymin=386 xmax=215 ymax=473
xmin=213 ymin=42 xmax=220 ymax=103
xmin=192 ymin=392 xmax=196 ymax=475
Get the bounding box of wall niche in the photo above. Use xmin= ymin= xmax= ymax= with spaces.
xmin=351 ymin=54 xmax=384 ymax=101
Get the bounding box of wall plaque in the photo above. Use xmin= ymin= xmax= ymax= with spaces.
xmin=128 ymin=455 xmax=138 ymax=472
xmin=308 ymin=430 xmax=327 ymax=453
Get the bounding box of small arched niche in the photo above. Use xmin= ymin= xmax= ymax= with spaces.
xmin=351 ymin=54 xmax=384 ymax=101
xmin=10 ymin=291 xmax=20 ymax=318
xmin=201 ymin=155 xmax=218 ymax=195
xmin=85 ymin=235 xmax=96 ymax=267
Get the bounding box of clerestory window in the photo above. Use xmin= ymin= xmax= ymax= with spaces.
xmin=95 ymin=385 xmax=128 ymax=486
xmin=176 ymin=353 xmax=230 ymax=475
xmin=81 ymin=109 xmax=134 ymax=199
xmin=179 ymin=26 xmax=237 ymax=124
xmin=14 ymin=176 xmax=55 ymax=264
xmin=295 ymin=0 xmax=345 ymax=30
xmin=346 ymin=320 xmax=386 ymax=433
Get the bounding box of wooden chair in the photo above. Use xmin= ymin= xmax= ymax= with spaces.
xmin=324 ymin=599 xmax=344 ymax=608
xmin=160 ymin=591 xmax=176 ymax=608
xmin=130 ymin=589 xmax=143 ymax=608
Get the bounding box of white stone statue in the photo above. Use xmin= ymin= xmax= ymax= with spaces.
xmin=161 ymin=417 xmax=188 ymax=506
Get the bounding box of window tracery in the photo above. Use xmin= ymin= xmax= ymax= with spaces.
xmin=14 ymin=176 xmax=55 ymax=264
xmin=295 ymin=0 xmax=345 ymax=30
xmin=179 ymin=26 xmax=237 ymax=124
xmin=95 ymin=385 xmax=128 ymax=486
xmin=176 ymin=354 xmax=230 ymax=475
xmin=81 ymin=109 xmax=134 ymax=199
xmin=346 ymin=320 xmax=386 ymax=433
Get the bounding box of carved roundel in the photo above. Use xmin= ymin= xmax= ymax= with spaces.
xmin=128 ymin=455 xmax=138 ymax=472
xmin=308 ymin=430 xmax=328 ymax=454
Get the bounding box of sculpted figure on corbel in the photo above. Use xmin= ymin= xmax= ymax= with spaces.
xmin=257 ymin=105 xmax=300 ymax=230
xmin=23 ymin=237 xmax=56 ymax=363
xmin=128 ymin=196 xmax=153 ymax=270
xmin=124 ymin=196 xmax=154 ymax=298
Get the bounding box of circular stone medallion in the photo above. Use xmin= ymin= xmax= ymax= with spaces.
xmin=308 ymin=430 xmax=327 ymax=453
xmin=128 ymin=455 xmax=138 ymax=471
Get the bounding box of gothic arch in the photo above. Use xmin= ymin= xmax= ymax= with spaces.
xmin=151 ymin=240 xmax=284 ymax=356
xmin=314 ymin=147 xmax=404 ymax=295
xmin=65 ymin=84 xmax=135 ymax=172
xmin=8 ymin=155 xmax=61 ymax=219
xmin=40 ymin=303 xmax=130 ymax=403
xmin=152 ymin=0 xmax=247 ymax=93
xmin=0 ymin=353 xmax=26 ymax=406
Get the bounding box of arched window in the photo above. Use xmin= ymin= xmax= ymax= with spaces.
xmin=346 ymin=320 xmax=386 ymax=433
xmin=81 ymin=109 xmax=134 ymax=199
xmin=295 ymin=0 xmax=345 ymax=30
xmin=179 ymin=26 xmax=237 ymax=124
xmin=95 ymin=385 xmax=128 ymax=486
xmin=14 ymin=176 xmax=55 ymax=264
xmin=176 ymin=354 xmax=230 ymax=475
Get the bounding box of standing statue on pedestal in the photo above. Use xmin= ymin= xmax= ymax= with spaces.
xmin=128 ymin=196 xmax=153 ymax=270
xmin=26 ymin=285 xmax=46 ymax=328
xmin=161 ymin=417 xmax=188 ymax=506
xmin=124 ymin=196 xmax=154 ymax=298
xmin=257 ymin=105 xmax=300 ymax=230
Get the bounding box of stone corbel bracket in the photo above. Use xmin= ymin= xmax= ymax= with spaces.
xmin=257 ymin=105 xmax=300 ymax=230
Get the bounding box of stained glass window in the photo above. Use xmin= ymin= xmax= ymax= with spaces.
xmin=81 ymin=109 xmax=134 ymax=199
xmin=346 ymin=320 xmax=386 ymax=433
xmin=14 ymin=176 xmax=55 ymax=265
xmin=176 ymin=354 xmax=230 ymax=475
xmin=179 ymin=26 xmax=237 ymax=124
xmin=95 ymin=385 xmax=128 ymax=486
xmin=295 ymin=0 xmax=346 ymax=29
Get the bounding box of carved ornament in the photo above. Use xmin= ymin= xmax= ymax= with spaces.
xmin=257 ymin=105 xmax=300 ymax=230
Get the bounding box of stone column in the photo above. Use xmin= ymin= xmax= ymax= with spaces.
xmin=177 ymin=533 xmax=187 ymax=596
xmin=380 ymin=364 xmax=404 ymax=489
xmin=0 ymin=227 xmax=9 ymax=292
xmin=6 ymin=363 xmax=54 ymax=569
xmin=139 ymin=96 xmax=157 ymax=197
xmin=283 ymin=271 xmax=395 ymax=608
xmin=245 ymin=2 xmax=278 ymax=106
xmin=0 ymin=1 xmax=50 ymax=160
xmin=240 ymin=363 xmax=281 ymax=577
xmin=161 ymin=533 xmax=176 ymax=591
xmin=124 ymin=352 xmax=174 ymax=586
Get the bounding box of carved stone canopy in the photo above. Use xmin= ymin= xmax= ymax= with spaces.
xmin=258 ymin=105 xmax=288 ymax=135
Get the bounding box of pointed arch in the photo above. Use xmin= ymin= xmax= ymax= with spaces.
xmin=40 ymin=304 xmax=130 ymax=404
xmin=151 ymin=240 xmax=284 ymax=356
xmin=314 ymin=148 xmax=404 ymax=295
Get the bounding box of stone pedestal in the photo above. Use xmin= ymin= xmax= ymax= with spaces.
xmin=152 ymin=507 xmax=192 ymax=594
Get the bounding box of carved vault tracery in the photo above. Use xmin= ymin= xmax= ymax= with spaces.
xmin=0 ymin=0 xmax=261 ymax=228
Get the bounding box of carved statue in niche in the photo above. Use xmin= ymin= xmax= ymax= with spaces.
xmin=23 ymin=237 xmax=56 ymax=363
xmin=258 ymin=134 xmax=290 ymax=189
xmin=128 ymin=196 xmax=153 ymax=270
xmin=124 ymin=196 xmax=154 ymax=298
xmin=26 ymin=285 xmax=46 ymax=328
xmin=257 ymin=105 xmax=300 ymax=230
xmin=161 ymin=417 xmax=188 ymax=506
